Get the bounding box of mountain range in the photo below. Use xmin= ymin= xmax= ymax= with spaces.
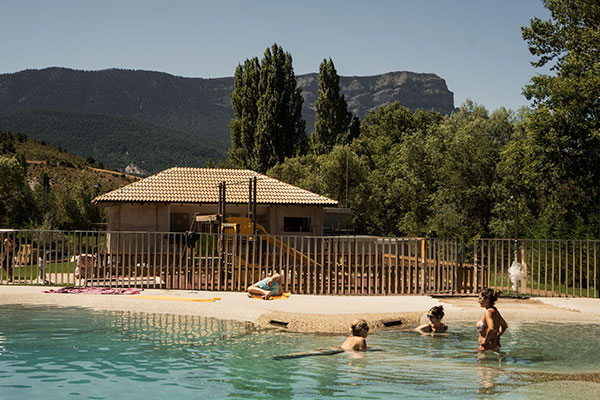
xmin=0 ymin=67 xmax=455 ymax=174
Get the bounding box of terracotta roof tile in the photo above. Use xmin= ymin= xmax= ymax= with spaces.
xmin=94 ymin=167 xmax=338 ymax=206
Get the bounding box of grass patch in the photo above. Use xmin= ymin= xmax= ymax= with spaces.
xmin=486 ymin=271 xmax=598 ymax=298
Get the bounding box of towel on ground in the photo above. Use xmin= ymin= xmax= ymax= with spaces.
xmin=249 ymin=292 xmax=291 ymax=300
xmin=129 ymin=295 xmax=221 ymax=302
xmin=44 ymin=286 xmax=142 ymax=295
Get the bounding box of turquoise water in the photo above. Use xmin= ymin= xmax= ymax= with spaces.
xmin=1 ymin=305 xmax=599 ymax=399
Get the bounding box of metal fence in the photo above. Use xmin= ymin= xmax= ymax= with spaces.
xmin=474 ymin=239 xmax=600 ymax=298
xmin=5 ymin=230 xmax=596 ymax=297
xmin=1 ymin=230 xmax=464 ymax=295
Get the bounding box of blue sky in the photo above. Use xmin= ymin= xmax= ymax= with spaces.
xmin=1 ymin=0 xmax=550 ymax=112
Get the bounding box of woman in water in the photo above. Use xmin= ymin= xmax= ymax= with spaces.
xmin=273 ymin=319 xmax=369 ymax=359
xmin=341 ymin=319 xmax=369 ymax=351
xmin=477 ymin=289 xmax=507 ymax=351
xmin=415 ymin=305 xmax=448 ymax=334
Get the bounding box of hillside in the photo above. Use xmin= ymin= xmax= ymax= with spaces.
xmin=0 ymin=130 xmax=136 ymax=196
xmin=0 ymin=110 xmax=225 ymax=175
xmin=0 ymin=68 xmax=233 ymax=144
xmin=0 ymin=67 xmax=455 ymax=171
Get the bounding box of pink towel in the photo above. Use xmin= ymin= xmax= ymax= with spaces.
xmin=44 ymin=286 xmax=142 ymax=295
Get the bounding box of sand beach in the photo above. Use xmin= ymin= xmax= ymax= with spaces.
xmin=2 ymin=285 xmax=600 ymax=334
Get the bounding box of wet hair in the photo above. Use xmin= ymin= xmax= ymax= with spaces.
xmin=351 ymin=319 xmax=369 ymax=336
xmin=427 ymin=305 xmax=444 ymax=319
xmin=479 ymin=288 xmax=502 ymax=307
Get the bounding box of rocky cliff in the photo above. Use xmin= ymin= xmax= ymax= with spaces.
xmin=0 ymin=67 xmax=455 ymax=172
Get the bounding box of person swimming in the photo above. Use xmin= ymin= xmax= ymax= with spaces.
xmin=341 ymin=319 xmax=369 ymax=351
xmin=415 ymin=305 xmax=448 ymax=334
xmin=273 ymin=319 xmax=370 ymax=360
xmin=477 ymin=289 xmax=507 ymax=351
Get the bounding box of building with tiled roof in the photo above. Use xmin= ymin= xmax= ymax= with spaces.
xmin=94 ymin=167 xmax=342 ymax=235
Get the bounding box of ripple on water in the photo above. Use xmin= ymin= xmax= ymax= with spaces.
xmin=1 ymin=305 xmax=600 ymax=398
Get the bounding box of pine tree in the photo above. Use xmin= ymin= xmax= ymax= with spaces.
xmin=310 ymin=58 xmax=352 ymax=155
xmin=230 ymin=57 xmax=260 ymax=169
xmin=229 ymin=44 xmax=306 ymax=172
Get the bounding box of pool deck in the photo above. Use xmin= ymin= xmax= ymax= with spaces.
xmin=1 ymin=285 xmax=600 ymax=333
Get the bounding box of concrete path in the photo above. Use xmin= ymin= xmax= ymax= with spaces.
xmin=532 ymin=297 xmax=600 ymax=315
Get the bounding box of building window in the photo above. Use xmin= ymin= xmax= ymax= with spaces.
xmin=283 ymin=217 xmax=311 ymax=233
xmin=170 ymin=213 xmax=189 ymax=232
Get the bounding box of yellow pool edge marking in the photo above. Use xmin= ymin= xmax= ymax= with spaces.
xmin=129 ymin=295 xmax=221 ymax=302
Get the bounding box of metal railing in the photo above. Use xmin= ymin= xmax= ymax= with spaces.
xmin=474 ymin=239 xmax=600 ymax=297
xmin=1 ymin=230 xmax=464 ymax=295
xmin=6 ymin=230 xmax=596 ymax=297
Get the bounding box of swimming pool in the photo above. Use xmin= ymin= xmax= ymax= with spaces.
xmin=0 ymin=305 xmax=599 ymax=399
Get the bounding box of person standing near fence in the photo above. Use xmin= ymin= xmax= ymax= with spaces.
xmin=38 ymin=250 xmax=59 ymax=285
xmin=2 ymin=235 xmax=17 ymax=283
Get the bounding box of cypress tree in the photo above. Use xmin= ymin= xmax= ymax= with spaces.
xmin=229 ymin=57 xmax=260 ymax=169
xmin=310 ymin=58 xmax=352 ymax=155
xmin=229 ymin=44 xmax=306 ymax=172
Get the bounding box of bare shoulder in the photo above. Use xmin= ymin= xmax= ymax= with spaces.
xmin=342 ymin=336 xmax=366 ymax=351
xmin=485 ymin=308 xmax=498 ymax=317
xmin=354 ymin=336 xmax=367 ymax=351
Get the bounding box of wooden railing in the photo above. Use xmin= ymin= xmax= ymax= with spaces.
xmin=1 ymin=230 xmax=465 ymax=295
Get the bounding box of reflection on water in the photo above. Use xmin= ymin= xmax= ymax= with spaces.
xmin=0 ymin=305 xmax=599 ymax=399
xmin=477 ymin=364 xmax=499 ymax=396
xmin=106 ymin=310 xmax=254 ymax=347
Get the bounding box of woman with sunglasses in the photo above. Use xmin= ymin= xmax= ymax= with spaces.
xmin=341 ymin=319 xmax=369 ymax=351
xmin=415 ymin=305 xmax=448 ymax=334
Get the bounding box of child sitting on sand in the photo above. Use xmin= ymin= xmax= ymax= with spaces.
xmin=341 ymin=319 xmax=369 ymax=351
xmin=415 ymin=305 xmax=448 ymax=334
xmin=247 ymin=273 xmax=282 ymax=300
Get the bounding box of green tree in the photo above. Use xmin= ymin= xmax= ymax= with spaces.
xmin=0 ymin=132 xmax=16 ymax=154
xmin=32 ymin=170 xmax=58 ymax=228
xmin=14 ymin=152 xmax=27 ymax=174
xmin=428 ymin=104 xmax=512 ymax=240
xmin=0 ymin=156 xmax=35 ymax=227
xmin=229 ymin=57 xmax=260 ymax=168
xmin=343 ymin=116 xmax=362 ymax=145
xmin=351 ymin=101 xmax=507 ymax=239
xmin=229 ymin=43 xmax=306 ymax=172
xmin=57 ymin=177 xmax=103 ymax=230
xmin=270 ymin=101 xmax=515 ymax=239
xmin=310 ymin=58 xmax=352 ymax=154
xmin=354 ymin=104 xmax=442 ymax=235
xmin=515 ymin=0 xmax=600 ymax=237
xmin=268 ymin=146 xmax=371 ymax=232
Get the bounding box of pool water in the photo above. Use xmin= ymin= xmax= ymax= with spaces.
xmin=0 ymin=305 xmax=599 ymax=399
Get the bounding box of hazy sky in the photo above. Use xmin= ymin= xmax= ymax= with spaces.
xmin=2 ymin=0 xmax=551 ymax=112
